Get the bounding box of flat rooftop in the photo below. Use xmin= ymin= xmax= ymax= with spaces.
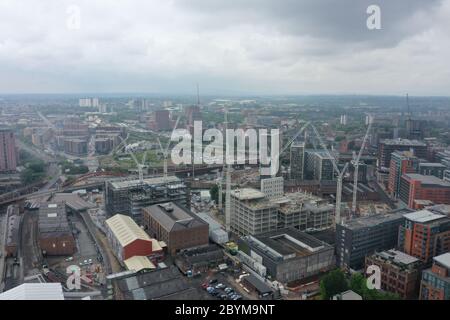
xmin=434 ymin=253 xmax=450 ymax=269
xmin=248 ymin=228 xmax=330 ymax=260
xmin=342 ymin=211 xmax=407 ymax=230
xmin=375 ymin=249 xmax=419 ymax=266
xmin=403 ymin=210 xmax=446 ymax=223
xmin=404 ymin=174 xmax=450 ymax=187
xmin=231 ymin=188 xmax=265 ymax=200
xmin=110 ymin=176 xmax=181 ymax=189
xmin=144 ymin=202 xmax=206 ymax=232
xmin=381 ymin=138 xmax=426 ymax=146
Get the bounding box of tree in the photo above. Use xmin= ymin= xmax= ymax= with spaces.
xmin=210 ymin=184 xmax=219 ymax=204
xmin=349 ymin=272 xmax=400 ymax=300
xmin=319 ymin=269 xmax=348 ymax=300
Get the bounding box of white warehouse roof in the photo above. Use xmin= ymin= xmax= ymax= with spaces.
xmin=0 ymin=283 xmax=64 ymax=300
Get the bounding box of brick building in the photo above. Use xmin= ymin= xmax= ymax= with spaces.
xmin=420 ymin=253 xmax=450 ymax=300
xmin=0 ymin=128 xmax=17 ymax=173
xmin=399 ymin=174 xmax=450 ymax=209
xmin=38 ymin=202 xmax=76 ymax=256
xmin=142 ymin=202 xmax=209 ymax=255
xmin=398 ymin=210 xmax=450 ymax=265
xmin=105 ymin=214 xmax=164 ymax=263
xmin=365 ymin=249 xmax=422 ymax=299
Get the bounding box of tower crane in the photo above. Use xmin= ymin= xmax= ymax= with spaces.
xmin=351 ymin=117 xmax=373 ymax=214
xmin=309 ymin=123 xmax=348 ymax=226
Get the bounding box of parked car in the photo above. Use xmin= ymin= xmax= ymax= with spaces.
xmin=220 ymin=294 xmax=228 ymax=300
xmin=201 ymin=282 xmax=209 ymax=289
xmin=209 ymin=279 xmax=218 ymax=284
xmin=224 ymin=287 xmax=232 ymax=293
xmin=215 ymin=283 xmax=225 ymax=289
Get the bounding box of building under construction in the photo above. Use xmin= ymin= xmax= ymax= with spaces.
xmin=105 ymin=176 xmax=189 ymax=224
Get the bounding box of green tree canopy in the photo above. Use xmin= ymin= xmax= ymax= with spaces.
xmin=319 ymin=269 xmax=349 ymax=300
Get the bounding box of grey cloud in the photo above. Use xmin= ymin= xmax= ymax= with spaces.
xmin=176 ymin=0 xmax=443 ymax=48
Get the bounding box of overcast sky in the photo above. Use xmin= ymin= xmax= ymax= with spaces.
xmin=1 ymin=0 xmax=449 ymax=95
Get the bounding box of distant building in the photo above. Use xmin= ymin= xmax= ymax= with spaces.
xmin=388 ymin=150 xmax=419 ymax=199
xmin=105 ymin=214 xmax=164 ymax=263
xmin=335 ymin=211 xmax=407 ymax=270
xmin=142 ymin=202 xmax=209 ymax=255
xmin=378 ymin=139 xmax=427 ymax=168
xmin=38 ymin=202 xmax=76 ymax=256
xmin=365 ymin=249 xmax=422 ymax=299
xmin=260 ymin=177 xmax=284 ymax=199
xmin=398 ymin=210 xmax=450 ymax=265
xmin=105 ymin=176 xmax=189 ymax=224
xmin=399 ymin=174 xmax=450 ymax=209
xmin=64 ymin=138 xmax=88 ymax=156
xmin=230 ymin=188 xmax=279 ymax=236
xmin=305 ymin=150 xmax=335 ymax=181
xmin=419 ymin=162 xmax=447 ymax=180
xmin=0 ymin=128 xmax=17 ymax=173
xmin=420 ymin=253 xmax=450 ymax=300
xmin=290 ymin=143 xmax=305 ymax=181
xmin=238 ymin=228 xmax=335 ymax=284
xmin=95 ymin=138 xmax=114 ymax=154
xmin=147 ymin=110 xmax=173 ymax=131
xmin=405 ymin=119 xmax=426 ymax=140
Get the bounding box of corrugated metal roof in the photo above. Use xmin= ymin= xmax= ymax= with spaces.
xmin=0 ymin=283 xmax=64 ymax=300
xmin=124 ymin=256 xmax=156 ymax=273
xmin=106 ymin=214 xmax=152 ymax=247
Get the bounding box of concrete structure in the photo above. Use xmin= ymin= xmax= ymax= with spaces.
xmin=142 ymin=202 xmax=209 ymax=255
xmin=388 ymin=150 xmax=419 ymax=199
xmin=238 ymin=228 xmax=334 ymax=284
xmin=195 ymin=212 xmax=229 ymax=244
xmin=0 ymin=128 xmax=17 ymax=173
xmin=398 ymin=210 xmax=450 ymax=265
xmin=230 ymin=188 xmax=279 ymax=236
xmin=260 ymin=177 xmax=284 ymax=199
xmin=365 ymin=249 xmax=422 ymax=299
xmin=399 ymin=174 xmax=450 ymax=209
xmin=378 ymin=139 xmax=427 ymax=168
xmin=38 ymin=202 xmax=76 ymax=256
xmin=105 ymin=176 xmax=188 ymax=224
xmin=290 ymin=142 xmax=305 ymax=181
xmin=105 ymin=214 xmax=163 ymax=262
xmin=420 ymin=253 xmax=450 ymax=300
xmin=277 ymin=192 xmax=334 ymax=232
xmin=335 ymin=211 xmax=407 ymax=270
